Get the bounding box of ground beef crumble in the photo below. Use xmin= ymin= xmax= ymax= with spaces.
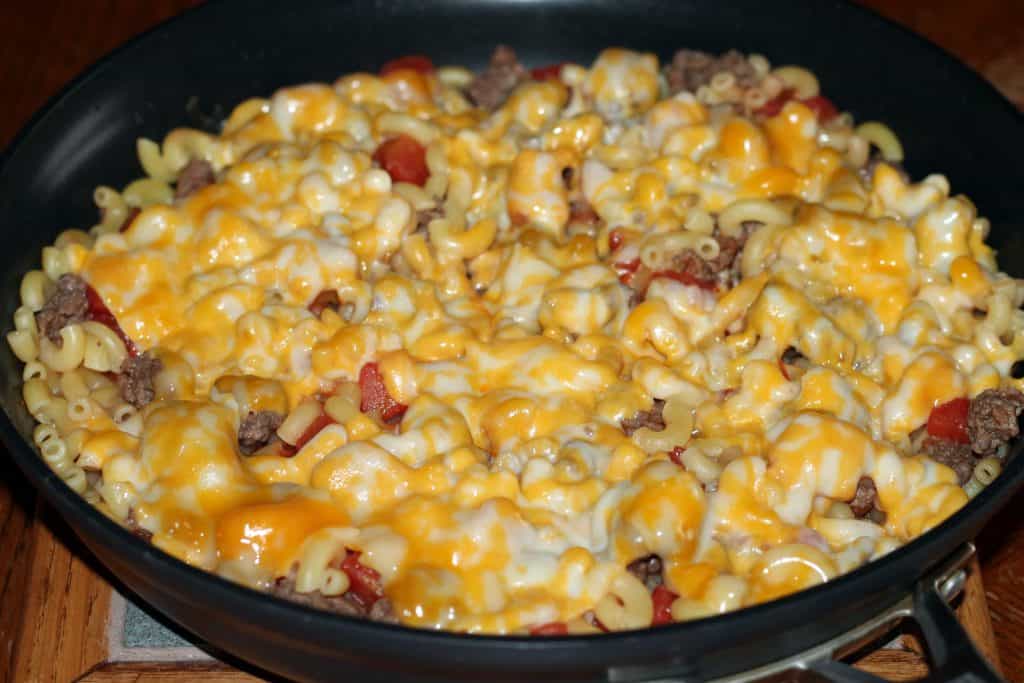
xmin=35 ymin=273 xmax=89 ymax=344
xmin=118 ymin=352 xmax=162 ymax=409
xmin=967 ymin=387 xmax=1024 ymax=457
xmin=415 ymin=205 xmax=444 ymax=233
xmin=664 ymin=49 xmax=758 ymax=96
xmin=467 ymin=45 xmax=526 ymax=110
xmin=849 ymin=476 xmax=882 ymax=521
xmin=271 ymin=567 xmax=397 ymax=622
xmin=174 ymin=158 xmax=216 ymax=199
xmin=626 ymin=554 xmax=664 ymax=590
xmin=922 ymin=436 xmax=976 ymax=485
xmin=238 ymin=410 xmax=284 ymax=455
xmin=621 ymin=399 xmax=666 ymax=436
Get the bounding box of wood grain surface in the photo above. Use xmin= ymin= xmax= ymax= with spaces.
xmin=1 ymin=1 xmax=1023 ymax=681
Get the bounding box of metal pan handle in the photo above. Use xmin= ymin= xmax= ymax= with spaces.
xmin=804 ymin=543 xmax=1003 ymax=683
xmin=911 ymin=560 xmax=1003 ymax=683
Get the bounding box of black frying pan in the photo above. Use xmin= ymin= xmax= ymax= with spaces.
xmin=1 ymin=1 xmax=1021 ymax=681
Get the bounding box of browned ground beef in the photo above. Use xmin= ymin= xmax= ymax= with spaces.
xmin=621 ymin=399 xmax=666 ymax=436
xmin=664 ymin=49 xmax=758 ymax=95
xmin=624 ymin=220 xmax=761 ymax=304
xmin=415 ymin=205 xmax=444 ymax=233
xmin=467 ymin=45 xmax=526 ymax=110
xmin=174 ymin=158 xmax=216 ymax=199
xmin=968 ymin=387 xmax=1024 ymax=457
xmin=922 ymin=436 xmax=976 ymax=484
xmin=35 ymin=273 xmax=89 ymax=344
xmin=626 ymin=554 xmax=663 ymax=590
xmin=708 ymin=233 xmax=743 ymax=277
xmin=238 ymin=410 xmax=284 ymax=455
xmin=849 ymin=477 xmax=879 ymax=518
xmin=271 ymin=573 xmax=364 ymax=617
xmin=270 ymin=569 xmax=397 ymax=622
xmin=118 ymin=352 xmax=162 ymax=408
xmin=670 ymin=249 xmax=715 ymax=282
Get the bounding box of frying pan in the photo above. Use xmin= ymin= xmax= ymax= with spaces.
xmin=1 ymin=1 xmax=1022 ymax=681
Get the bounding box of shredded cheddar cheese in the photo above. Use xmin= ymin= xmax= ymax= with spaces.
xmin=13 ymin=46 xmax=1024 ymax=635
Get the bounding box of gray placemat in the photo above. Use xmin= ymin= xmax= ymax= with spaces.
xmin=107 ymin=590 xmax=213 ymax=662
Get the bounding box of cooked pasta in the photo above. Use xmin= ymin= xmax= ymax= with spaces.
xmin=9 ymin=44 xmax=1022 ymax=635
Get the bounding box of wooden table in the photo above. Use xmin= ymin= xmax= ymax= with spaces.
xmin=2 ymin=1 xmax=1023 ymax=681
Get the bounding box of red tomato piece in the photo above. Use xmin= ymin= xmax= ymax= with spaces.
xmin=615 ymin=258 xmax=642 ymax=285
xmin=530 ymin=62 xmax=566 ymax=81
xmin=340 ymin=551 xmax=385 ymax=607
xmin=84 ymin=284 xmax=138 ymax=357
xmin=380 ymin=55 xmax=435 ymax=75
xmin=669 ymin=446 xmax=686 ymax=467
xmin=359 ymin=362 xmax=409 ymax=423
xmin=279 ymin=411 xmax=334 ymax=457
xmin=614 ymin=258 xmax=641 ymax=274
xmin=755 ymin=88 xmax=796 ymax=118
xmin=609 ymin=229 xmax=625 ymax=252
xmin=529 ymin=621 xmax=569 ymax=636
xmin=926 ymin=397 xmax=971 ymax=444
xmin=651 ymin=585 xmax=678 ymax=626
xmin=801 ymin=95 xmax=839 ymax=123
xmin=372 ymin=134 xmax=429 ymax=186
xmin=650 ymin=269 xmax=717 ymax=292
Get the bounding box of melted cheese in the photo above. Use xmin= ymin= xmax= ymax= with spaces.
xmin=29 ymin=47 xmax=1020 ymax=635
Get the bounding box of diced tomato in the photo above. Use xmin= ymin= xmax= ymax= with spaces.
xmin=279 ymin=411 xmax=334 ymax=457
xmin=614 ymin=259 xmax=641 ymax=274
xmin=530 ymin=62 xmax=566 ymax=81
xmin=359 ymin=362 xmax=408 ymax=423
xmin=650 ymin=269 xmax=717 ymax=292
xmin=84 ymin=284 xmax=138 ymax=357
xmin=529 ymin=621 xmax=569 ymax=636
xmin=926 ymin=397 xmax=970 ymax=444
xmin=372 ymin=134 xmax=429 ymax=186
xmin=651 ymin=585 xmax=678 ymax=626
xmin=614 ymin=258 xmax=642 ymax=285
xmin=118 ymin=207 xmax=141 ymax=233
xmin=340 ymin=550 xmax=385 ymax=607
xmin=755 ymin=88 xmax=795 ymax=118
xmin=756 ymin=88 xmax=838 ymax=123
xmin=669 ymin=446 xmax=686 ymax=467
xmin=380 ymin=55 xmax=435 ymax=75
xmin=801 ymin=95 xmax=839 ymax=123
xmin=609 ymin=229 xmax=625 ymax=252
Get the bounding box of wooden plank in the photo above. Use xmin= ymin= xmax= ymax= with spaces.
xmin=11 ymin=504 xmax=112 ymax=682
xmin=960 ymin=557 xmax=1001 ymax=674
xmin=0 ymin=467 xmax=36 ymax=683
xmin=854 ymin=557 xmax=1002 ymax=679
xmin=82 ymin=663 xmax=263 ymax=682
xmin=854 ymin=650 xmax=930 ymax=682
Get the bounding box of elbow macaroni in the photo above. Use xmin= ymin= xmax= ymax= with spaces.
xmin=7 ymin=46 xmax=1019 ymax=634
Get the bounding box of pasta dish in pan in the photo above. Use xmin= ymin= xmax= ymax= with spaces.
xmin=8 ymin=46 xmax=1023 ymax=634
